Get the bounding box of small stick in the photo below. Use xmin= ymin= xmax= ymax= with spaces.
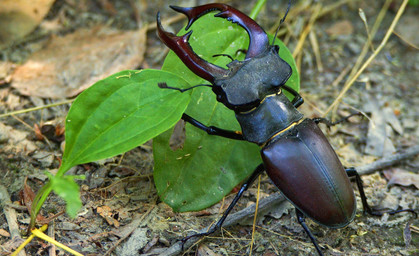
xmin=309 ymin=30 xmax=323 ymax=72
xmin=0 ymin=185 xmax=27 ymax=256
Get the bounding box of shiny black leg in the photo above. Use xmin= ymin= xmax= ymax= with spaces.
xmin=296 ymin=209 xmax=324 ymax=256
xmin=312 ymin=112 xmax=362 ymax=128
xmin=182 ymin=113 xmax=244 ymax=140
xmin=182 ymin=164 xmax=264 ymax=245
xmin=346 ymin=167 xmax=416 ymax=216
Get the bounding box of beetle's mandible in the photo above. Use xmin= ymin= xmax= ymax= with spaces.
xmin=156 ymin=3 xmax=416 ymax=255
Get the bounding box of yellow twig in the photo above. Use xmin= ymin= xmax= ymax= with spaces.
xmin=0 ymin=99 xmax=74 ymax=118
xmin=13 ymin=225 xmax=83 ymax=256
xmin=249 ymin=175 xmax=261 ymax=256
xmin=309 ymin=29 xmax=323 ymax=72
xmin=293 ymin=4 xmax=321 ymax=58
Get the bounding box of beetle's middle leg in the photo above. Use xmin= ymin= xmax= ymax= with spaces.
xmin=182 ymin=164 xmax=264 ymax=244
xmin=181 ymin=113 xmax=244 ymax=140
xmin=346 ymin=168 xmax=417 ymax=216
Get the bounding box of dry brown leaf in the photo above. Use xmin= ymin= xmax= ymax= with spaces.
xmin=12 ymin=26 xmax=147 ymax=99
xmin=0 ymin=61 xmax=15 ymax=85
xmin=0 ymin=228 xmax=10 ymax=237
xmin=383 ymin=168 xmax=419 ymax=189
xmin=197 ymin=244 xmax=220 ymax=256
xmin=97 ymin=205 xmax=120 ymax=227
xmin=326 ymin=20 xmax=354 ymax=36
xmin=395 ymin=9 xmax=419 ymax=48
xmin=22 ymin=178 xmax=36 ymax=212
xmin=0 ymin=123 xmax=37 ymax=153
xmin=0 ymin=0 xmax=55 ymax=48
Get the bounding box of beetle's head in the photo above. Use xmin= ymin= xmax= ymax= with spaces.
xmin=157 ymin=3 xmax=292 ymax=112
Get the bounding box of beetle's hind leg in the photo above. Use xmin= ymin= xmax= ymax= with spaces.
xmin=181 ymin=164 xmax=264 ymax=247
xmin=312 ymin=112 xmax=363 ymax=128
xmin=296 ymin=209 xmax=324 ymax=256
xmin=346 ymin=168 xmax=417 ymax=217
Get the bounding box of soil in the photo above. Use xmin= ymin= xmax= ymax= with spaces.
xmin=0 ymin=0 xmax=418 ymax=255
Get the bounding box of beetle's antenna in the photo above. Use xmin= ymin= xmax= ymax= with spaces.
xmin=272 ymin=0 xmax=292 ymax=46
xmin=158 ymin=82 xmax=212 ymax=93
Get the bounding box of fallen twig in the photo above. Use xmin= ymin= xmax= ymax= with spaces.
xmin=153 ymin=145 xmax=419 ymax=256
xmin=0 ymin=185 xmax=27 ymax=256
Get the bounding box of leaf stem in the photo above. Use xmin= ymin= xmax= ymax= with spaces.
xmin=249 ymin=0 xmax=267 ymax=20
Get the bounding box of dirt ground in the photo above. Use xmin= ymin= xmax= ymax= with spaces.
xmin=0 ymin=0 xmax=418 ymax=255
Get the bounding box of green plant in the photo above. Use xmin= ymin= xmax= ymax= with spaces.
xmin=30 ymin=2 xmax=299 ymax=226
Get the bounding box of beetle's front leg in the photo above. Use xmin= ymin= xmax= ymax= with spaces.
xmin=281 ymin=84 xmax=304 ymax=108
xmin=182 ymin=113 xmax=244 ymax=140
xmin=346 ymin=168 xmax=417 ymax=216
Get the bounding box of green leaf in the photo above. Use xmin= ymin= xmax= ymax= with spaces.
xmin=49 ymin=175 xmax=85 ymax=218
xmin=154 ymin=12 xmax=299 ymax=212
xmin=60 ymin=69 xmax=191 ymax=174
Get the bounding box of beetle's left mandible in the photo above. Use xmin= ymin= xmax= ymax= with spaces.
xmin=156 ymin=3 xmax=270 ymax=82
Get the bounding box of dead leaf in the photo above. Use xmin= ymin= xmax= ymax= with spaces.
xmin=20 ymin=177 xmax=49 ymax=223
xmin=0 ymin=228 xmax=10 ymax=237
xmin=97 ymin=205 xmax=120 ymax=227
xmin=395 ymin=8 xmax=419 ymax=48
xmin=22 ymin=178 xmax=36 ymax=212
xmin=0 ymin=61 xmax=15 ymax=85
xmin=326 ymin=20 xmax=354 ymax=36
xmin=364 ymin=95 xmax=396 ymax=157
xmin=383 ymin=168 xmax=419 ymax=189
xmin=12 ymin=26 xmax=147 ymax=99
xmin=197 ymin=244 xmax=220 ymax=256
xmin=0 ymin=123 xmax=37 ymax=153
xmin=0 ymin=0 xmax=55 ymax=48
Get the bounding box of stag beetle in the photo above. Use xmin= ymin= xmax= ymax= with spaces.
xmin=156 ymin=3 xmax=415 ymax=255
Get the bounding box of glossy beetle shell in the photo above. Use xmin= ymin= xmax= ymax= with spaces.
xmin=261 ymin=119 xmax=356 ymax=228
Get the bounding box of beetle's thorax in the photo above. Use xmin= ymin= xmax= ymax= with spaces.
xmin=212 ymin=46 xmax=293 ymax=112
xmin=236 ymin=92 xmax=303 ymax=145
xmin=211 ymin=46 xmax=303 ymax=145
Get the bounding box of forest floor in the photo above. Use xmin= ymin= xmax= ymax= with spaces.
xmin=0 ymin=0 xmax=418 ymax=255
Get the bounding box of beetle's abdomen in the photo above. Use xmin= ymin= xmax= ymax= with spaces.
xmin=261 ymin=119 xmax=356 ymax=228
